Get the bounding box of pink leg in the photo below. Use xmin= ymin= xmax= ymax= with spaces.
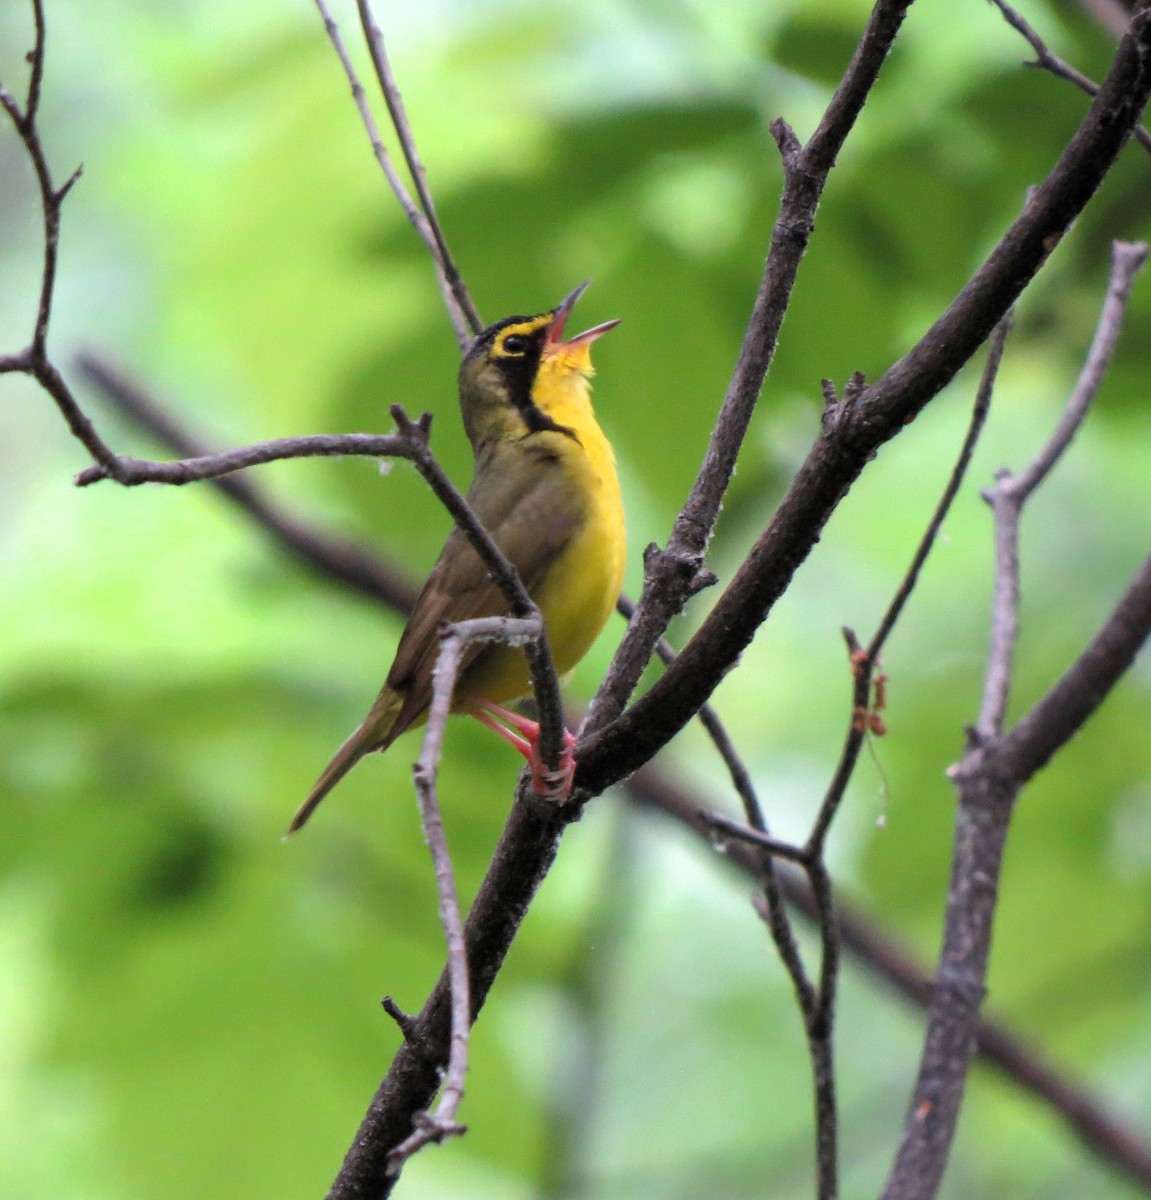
xmin=469 ymin=700 xmax=577 ymax=798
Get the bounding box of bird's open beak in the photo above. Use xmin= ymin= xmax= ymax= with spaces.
xmin=546 ymin=281 xmax=621 ymax=349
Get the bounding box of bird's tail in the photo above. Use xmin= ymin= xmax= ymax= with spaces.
xmin=286 ymin=689 xmax=403 ymax=834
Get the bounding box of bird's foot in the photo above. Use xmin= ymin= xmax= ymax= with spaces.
xmin=470 ymin=701 xmax=577 ymax=798
xmin=529 ymin=730 xmax=577 ymax=798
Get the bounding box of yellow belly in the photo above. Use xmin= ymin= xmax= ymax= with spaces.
xmin=461 ymin=385 xmax=625 ymax=704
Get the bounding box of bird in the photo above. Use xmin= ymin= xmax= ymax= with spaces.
xmin=288 ymin=282 xmax=625 ymax=833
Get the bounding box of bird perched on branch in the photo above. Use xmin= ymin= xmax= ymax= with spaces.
xmin=289 ymin=283 xmax=625 ymax=832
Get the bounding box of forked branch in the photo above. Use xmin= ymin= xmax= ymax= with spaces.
xmin=881 ymin=240 xmax=1150 ymax=1200
xmin=575 ymin=0 xmax=1151 ymax=796
xmin=699 ymin=323 xmax=1006 ymax=1199
xmin=990 ymin=0 xmax=1151 ymax=155
xmin=389 ymin=614 xmax=547 ymax=1172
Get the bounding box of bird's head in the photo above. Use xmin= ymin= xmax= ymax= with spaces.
xmin=458 ymin=282 xmax=619 ymax=449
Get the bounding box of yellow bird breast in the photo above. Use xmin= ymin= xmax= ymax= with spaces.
xmin=464 ymin=358 xmax=625 ymax=703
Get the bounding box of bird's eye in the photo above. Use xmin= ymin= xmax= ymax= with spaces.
xmin=502 ymin=334 xmax=528 ymax=355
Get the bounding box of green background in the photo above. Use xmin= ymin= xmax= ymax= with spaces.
xmin=2 ymin=1 xmax=1150 ymax=1196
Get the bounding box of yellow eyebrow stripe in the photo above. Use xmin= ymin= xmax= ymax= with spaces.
xmin=496 ymin=314 xmax=552 ymax=346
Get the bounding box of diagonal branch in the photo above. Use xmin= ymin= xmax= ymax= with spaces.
xmin=583 ymin=0 xmax=916 ymax=737
xmin=311 ymin=0 xmax=479 ymax=348
xmin=390 ymin=614 xmax=547 ymax=1172
xmin=75 ymin=343 xmax=1151 ymax=1196
xmin=989 ymin=0 xmax=1151 ymax=155
xmin=575 ymin=1 xmax=1151 ymax=798
xmin=698 ymin=328 xmax=1006 ymax=1200
xmin=806 ymin=316 xmax=1009 ymax=863
xmin=75 ymin=353 xmax=418 ymax=611
xmin=882 ymin=549 xmax=1151 ymax=1200
xmin=881 ymin=240 xmax=1151 ymax=1200
xmin=354 ymin=0 xmax=482 ymax=339
xmin=977 ymin=241 xmax=1147 ymax=739
xmin=631 ymin=762 xmax=1151 ymax=1192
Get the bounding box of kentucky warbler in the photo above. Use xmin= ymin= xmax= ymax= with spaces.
xmin=290 ymin=283 xmax=624 ymax=832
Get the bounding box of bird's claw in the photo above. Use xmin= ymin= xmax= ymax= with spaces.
xmin=529 ymin=731 xmax=576 ymax=799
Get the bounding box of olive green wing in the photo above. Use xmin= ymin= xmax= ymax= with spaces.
xmin=384 ymin=453 xmax=582 ymax=738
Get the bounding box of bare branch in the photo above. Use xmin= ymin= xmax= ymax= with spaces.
xmin=76 ymin=353 xmax=418 ymax=610
xmin=632 ymin=761 xmax=1151 ymax=1191
xmin=867 ymin=317 xmax=1008 ymax=663
xmin=989 ymin=0 xmax=1151 ymax=155
xmin=806 ymin=329 xmax=1002 ymax=1196
xmin=703 ymin=814 xmax=808 ymax=865
xmin=581 ymin=0 xmax=916 ymax=737
xmin=1004 ymin=241 xmax=1146 ymax=501
xmin=1002 ymin=547 xmax=1151 ymax=780
xmin=576 ymin=4 xmax=1151 ymax=798
xmin=977 ymin=242 xmax=1147 ymax=738
xmin=25 ymin=0 xmax=46 ymax=122
xmin=355 ymin=0 xmax=482 ymax=340
xmin=3 ymin=349 xmax=115 ymax=470
xmin=693 ymin=317 xmax=1006 ymax=1200
xmin=803 ymin=319 xmax=1009 ymax=865
xmin=390 ymin=621 xmax=475 ymax=1169
xmin=311 ymin=1 xmax=429 ymax=229
xmin=311 ymin=0 xmax=477 ymax=348
xmin=389 ymin=615 xmax=542 ymax=1170
xmin=76 ymin=343 xmax=1151 ymax=1196
xmin=0 ymin=10 xmax=108 ymax=466
xmin=74 ymin=429 xmax=416 ymax=487
xmin=881 ymin=243 xmax=1151 ymax=1200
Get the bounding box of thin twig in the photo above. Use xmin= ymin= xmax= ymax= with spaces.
xmin=390 ymin=614 xmax=543 ymax=1170
xmin=628 ymin=759 xmax=1151 ymax=1192
xmin=804 ymin=855 xmax=838 ymax=1193
xmin=977 ymin=242 xmax=1147 ymax=739
xmin=393 ymin=634 xmax=471 ymax=1168
xmin=25 ymin=0 xmax=45 ymax=123
xmin=807 ymin=317 xmax=1009 ymax=861
xmin=575 ymin=5 xmax=1151 ymax=798
xmin=580 ymin=0 xmax=917 ymax=739
xmin=74 ymin=429 xmax=417 ymax=486
xmin=868 ymin=318 xmax=1008 ymax=661
xmin=70 ymin=346 xmax=1151 ymax=1196
xmin=623 ymin=597 xmax=823 ymax=1151
xmin=312 ymin=1 xmax=432 ymax=231
xmin=311 ymin=0 xmax=477 ymax=349
xmin=75 ymin=353 xmax=418 ymax=611
xmin=355 ymin=0 xmax=482 ymax=340
xmin=881 ymin=243 xmax=1151 ymax=1200
xmin=0 ymin=9 xmax=108 ymax=467
xmin=702 ymin=813 xmax=809 ymax=865
xmin=989 ymin=0 xmax=1151 ymax=155
xmin=704 ymin=323 xmax=1007 ymax=1199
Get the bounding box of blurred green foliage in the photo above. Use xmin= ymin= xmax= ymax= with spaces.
xmin=2 ymin=1 xmax=1150 ymax=1197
